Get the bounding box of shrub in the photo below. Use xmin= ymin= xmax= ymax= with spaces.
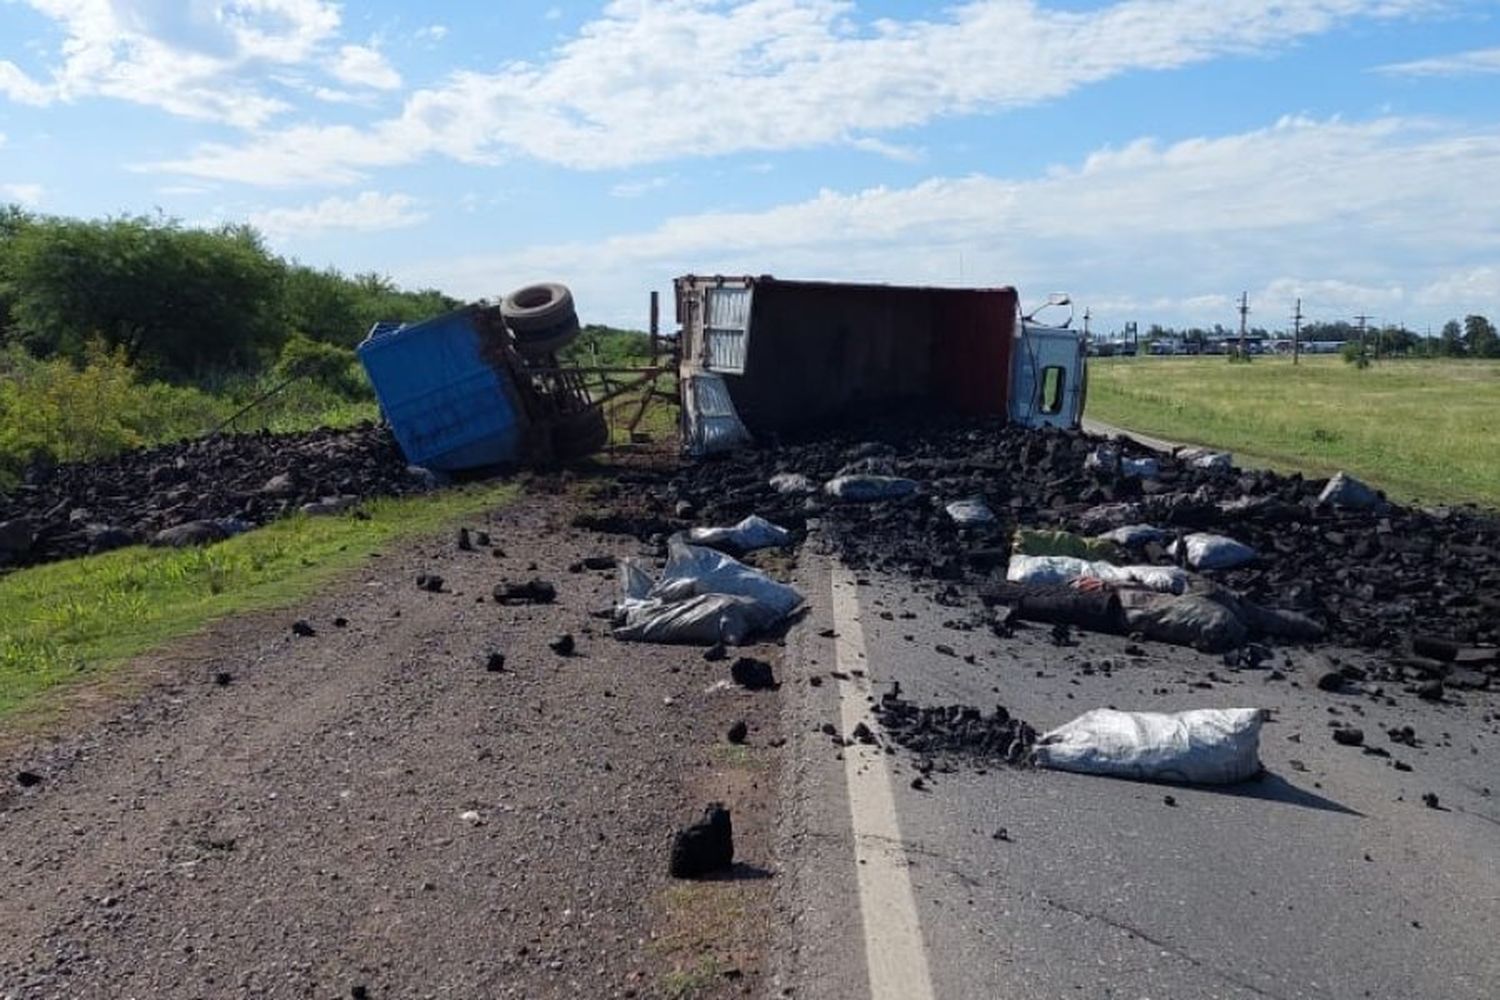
xmin=273 ymin=334 xmax=371 ymax=398
xmin=0 ymin=342 xmax=225 ymax=484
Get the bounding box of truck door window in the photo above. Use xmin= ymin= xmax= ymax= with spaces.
xmin=1040 ymin=366 xmax=1066 ymax=415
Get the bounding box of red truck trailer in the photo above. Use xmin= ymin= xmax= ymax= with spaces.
xmin=673 ymin=275 xmax=1087 ymax=454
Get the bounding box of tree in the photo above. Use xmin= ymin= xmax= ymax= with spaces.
xmin=1439 ymin=319 xmax=1464 ymax=357
xmin=1463 ymin=314 xmax=1498 ymax=358
xmin=0 ymin=214 xmax=286 ymax=377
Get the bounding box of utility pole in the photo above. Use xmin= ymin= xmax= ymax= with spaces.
xmin=1292 ymin=298 xmax=1303 ymax=366
xmin=1083 ymin=308 xmax=1091 ymax=338
xmin=1355 ymin=314 xmax=1371 ymax=360
xmin=1238 ymin=292 xmax=1250 ymax=357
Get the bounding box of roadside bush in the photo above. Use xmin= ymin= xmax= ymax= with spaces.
xmin=273 ymin=334 xmax=371 ymax=398
xmin=0 ymin=342 xmax=225 ymax=484
xmin=1341 ymin=342 xmax=1371 ymax=369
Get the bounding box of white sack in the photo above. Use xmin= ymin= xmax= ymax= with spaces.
xmin=614 ymin=538 xmax=804 ymax=645
xmin=946 ymin=497 xmax=997 ymax=526
xmin=1170 ymin=532 xmax=1256 ymax=570
xmin=1006 ymin=554 xmax=1188 ymax=595
xmin=824 ymin=475 xmax=918 ymax=502
xmin=769 ymin=473 xmax=815 ymax=495
xmin=1085 ymin=446 xmax=1160 ymax=479
xmin=687 ymin=515 xmax=792 ymax=552
xmin=1319 ymin=472 xmax=1381 ymax=510
xmin=1095 ymin=524 xmax=1168 ymax=547
xmin=1178 ymin=447 xmax=1233 ymax=474
xmin=1035 ymin=708 xmax=1264 ymax=785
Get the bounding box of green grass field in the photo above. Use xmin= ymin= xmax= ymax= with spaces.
xmin=0 ymin=483 xmax=515 ymax=725
xmin=1086 ymin=356 xmax=1500 ymax=508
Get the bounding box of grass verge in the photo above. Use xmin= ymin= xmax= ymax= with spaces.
xmin=1086 ymin=356 xmax=1500 ymax=508
xmin=0 ymin=482 xmax=516 ymax=724
xmin=653 ymin=884 xmax=744 ymax=998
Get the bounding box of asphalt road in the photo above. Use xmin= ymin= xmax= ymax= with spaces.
xmin=775 ymin=556 xmax=1500 ymax=1000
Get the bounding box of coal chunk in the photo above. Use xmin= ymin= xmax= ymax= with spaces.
xmin=291 ymin=619 xmax=316 ymax=637
xmin=15 ymin=770 xmax=43 ymax=788
xmin=549 ymin=633 xmax=576 ymax=656
xmin=874 ymin=694 xmax=1035 ymax=766
xmin=484 ymin=651 xmax=507 ymax=673
xmin=730 ymin=657 xmax=777 ymax=690
xmin=1332 ymin=727 xmax=1365 ymax=747
xmin=727 ymin=720 xmax=749 ymax=744
xmin=669 ymin=803 xmax=734 ymax=878
xmin=416 ymin=573 xmax=444 ymax=593
xmin=493 ymin=579 xmax=557 ymax=605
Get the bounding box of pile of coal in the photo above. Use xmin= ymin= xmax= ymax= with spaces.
xmin=874 ymin=693 xmax=1038 ymax=766
xmin=0 ymin=423 xmax=439 ymax=569
xmin=605 ymin=412 xmax=1499 ymax=653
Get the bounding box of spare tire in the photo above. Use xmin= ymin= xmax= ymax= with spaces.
xmin=502 ymin=283 xmax=574 ymax=333
xmin=502 ymin=282 xmax=580 ymax=357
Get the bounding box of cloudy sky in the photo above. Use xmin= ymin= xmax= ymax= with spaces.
xmin=2 ymin=1 xmax=1497 ymax=333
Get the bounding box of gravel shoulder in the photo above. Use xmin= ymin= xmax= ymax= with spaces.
xmin=0 ymin=485 xmax=782 ymax=999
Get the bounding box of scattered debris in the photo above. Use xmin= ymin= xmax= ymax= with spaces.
xmin=416 ymin=574 xmax=444 ymax=593
xmin=548 ymin=633 xmax=576 ymax=656
xmin=727 ymin=720 xmax=749 ymax=744
xmin=874 ymin=694 xmax=1036 ymax=765
xmin=730 ymin=657 xmax=778 ymax=691
xmin=291 ymin=619 xmax=316 ymax=637
xmin=669 ymin=803 xmax=734 ymax=878
xmin=493 ymin=579 xmax=557 ymax=605
xmin=2 ymin=424 xmax=436 ymax=569
xmin=484 ymin=651 xmax=507 ymax=673
xmin=1333 ymin=727 xmax=1366 ymax=747
xmin=15 ymin=770 xmax=43 ymax=788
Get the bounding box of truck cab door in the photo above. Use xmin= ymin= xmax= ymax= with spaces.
xmin=1010 ymin=322 xmax=1086 ymax=429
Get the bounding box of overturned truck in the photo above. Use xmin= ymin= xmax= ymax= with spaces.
xmin=674 ymin=275 xmax=1087 ymax=453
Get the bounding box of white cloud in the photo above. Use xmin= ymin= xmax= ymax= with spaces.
xmin=1378 ymin=46 xmax=1500 ymax=76
xmin=2 ymin=182 xmax=44 ymax=206
xmin=0 ymin=0 xmax=342 ymax=127
xmin=249 ymin=191 xmax=427 ymax=238
xmin=329 ymin=44 xmax=401 ymax=90
xmin=416 ymin=24 xmax=449 ymax=42
xmin=1415 ymin=267 xmax=1500 ymax=309
xmin=152 ymin=0 xmax=1434 ymax=183
xmin=393 ymin=116 xmax=1500 ymax=329
xmin=610 ymin=175 xmax=673 ymax=198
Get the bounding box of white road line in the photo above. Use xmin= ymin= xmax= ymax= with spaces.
xmin=830 ymin=566 xmax=936 ymax=1000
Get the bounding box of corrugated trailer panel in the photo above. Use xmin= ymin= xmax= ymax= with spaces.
xmin=930 ymin=286 xmax=1016 ymax=418
xmin=682 ymin=278 xmax=1015 ymax=435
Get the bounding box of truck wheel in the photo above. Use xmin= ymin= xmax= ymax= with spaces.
xmin=502 ymin=283 xmax=580 ymax=356
xmin=511 ymin=314 xmax=581 ymax=359
xmin=502 ymin=283 xmax=574 ymax=332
